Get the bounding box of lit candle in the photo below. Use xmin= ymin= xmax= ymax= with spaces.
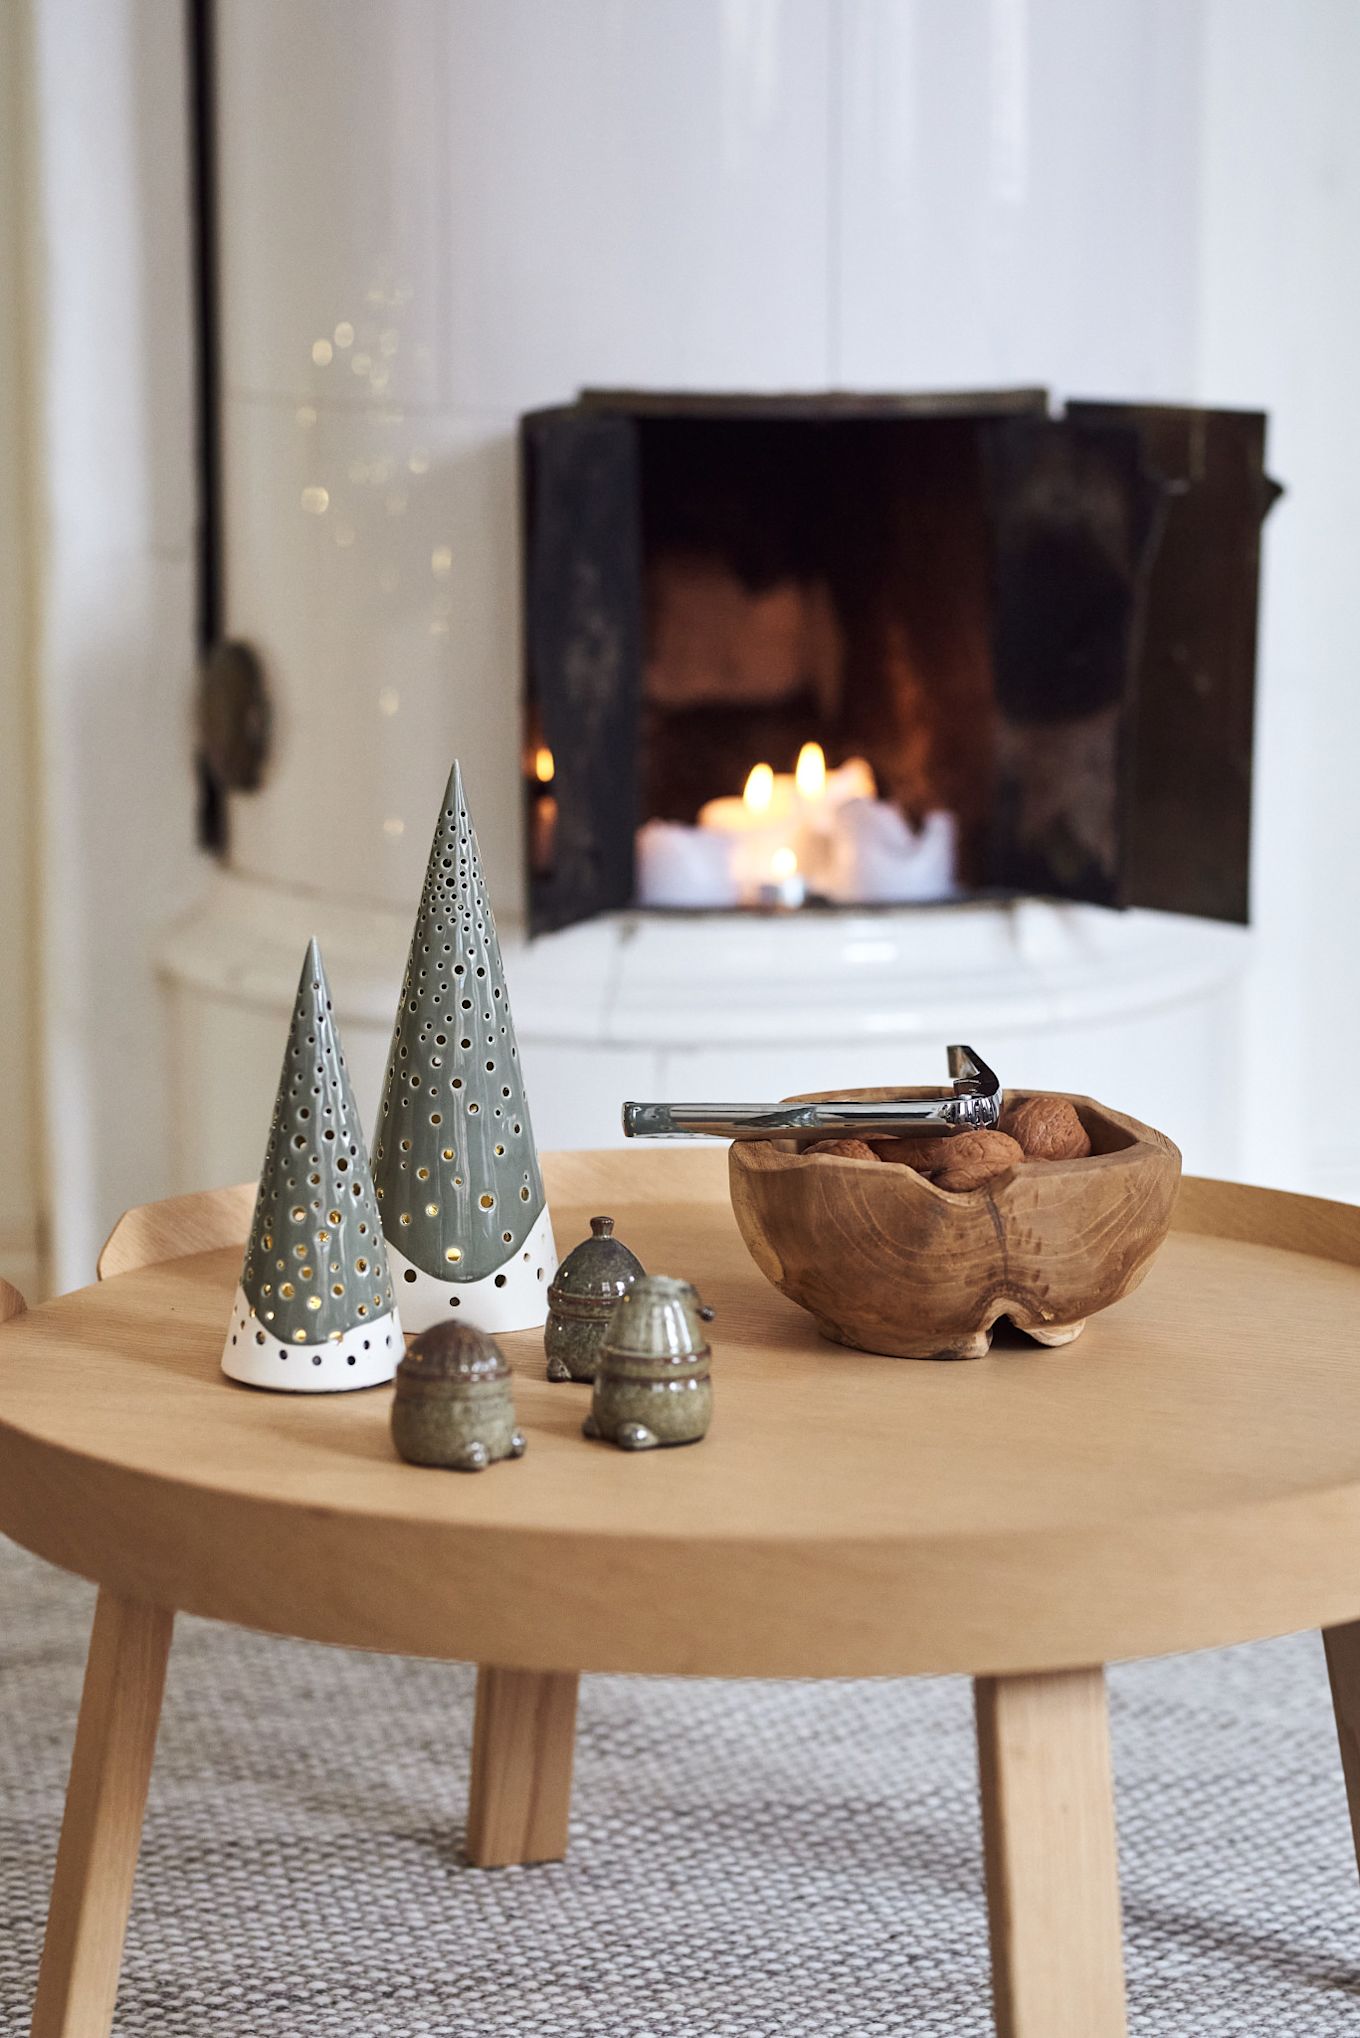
xmin=700 ymin=762 xmax=801 ymax=903
xmin=756 ymin=843 xmax=806 ymax=909
xmin=530 ymin=745 xmax=557 ymax=873
xmin=698 ymin=761 xmax=795 ymax=837
xmin=794 ymin=742 xmax=826 ymax=802
xmin=793 ymin=741 xmax=832 ymax=886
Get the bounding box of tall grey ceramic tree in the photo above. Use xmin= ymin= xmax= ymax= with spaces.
xmin=222 ymin=939 xmax=401 ymax=1392
xmin=374 ymin=761 xmax=556 ymax=1332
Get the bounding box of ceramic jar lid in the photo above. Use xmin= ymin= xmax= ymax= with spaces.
xmin=602 ymin=1274 xmax=713 ymax=1365
xmin=548 ymin=1216 xmax=644 ymax=1320
xmin=396 ymin=1320 xmax=510 ymax=1387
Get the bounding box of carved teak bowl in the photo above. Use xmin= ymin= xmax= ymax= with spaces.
xmin=728 ymin=1089 xmax=1181 ymax=1360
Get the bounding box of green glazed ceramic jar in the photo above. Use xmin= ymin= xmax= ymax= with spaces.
xmin=391 ymin=1321 xmax=525 ymax=1471
xmin=545 ymin=1214 xmax=645 ymax=1383
xmin=584 ymin=1274 xmax=714 ymax=1451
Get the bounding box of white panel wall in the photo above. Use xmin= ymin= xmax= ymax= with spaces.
xmin=214 ymin=0 xmax=835 ymax=919
xmin=836 ymin=0 xmax=1201 ymax=397
xmin=221 ymin=399 xmax=521 ymax=910
xmin=0 ymin=0 xmax=42 ymax=1299
xmin=1196 ymin=0 xmax=1360 ymax=1196
xmin=22 ymin=0 xmax=202 ymax=1290
xmin=441 ymin=0 xmax=834 ymax=410
xmin=214 ymin=0 xmax=448 ymax=414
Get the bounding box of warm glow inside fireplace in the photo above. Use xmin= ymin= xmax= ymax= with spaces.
xmin=630 ymin=410 xmax=993 ymax=911
xmin=521 ymin=391 xmax=1277 ymax=938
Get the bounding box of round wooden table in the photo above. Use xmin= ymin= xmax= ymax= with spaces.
xmin=6 ymin=1147 xmax=1360 ymax=2037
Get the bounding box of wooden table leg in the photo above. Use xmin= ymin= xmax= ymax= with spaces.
xmin=1323 ymin=1620 xmax=1360 ymax=1878
xmin=31 ymin=1589 xmax=174 ymax=2038
xmin=466 ymin=1665 xmax=579 ymax=1868
xmin=975 ymin=1666 xmax=1127 ymax=2038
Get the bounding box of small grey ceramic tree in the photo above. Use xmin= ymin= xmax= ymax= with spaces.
xmin=373 ymin=760 xmax=557 ymax=1332
xmin=222 ymin=939 xmax=402 ymax=1392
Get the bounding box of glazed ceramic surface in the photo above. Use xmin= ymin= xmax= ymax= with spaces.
xmin=546 ymin=1214 xmax=645 ymax=1383
xmin=372 ymin=761 xmax=556 ymax=1332
xmin=391 ymin=1320 xmax=526 ymax=1470
xmin=585 ymin=1274 xmax=713 ymax=1450
xmin=223 ymin=939 xmax=399 ymax=1393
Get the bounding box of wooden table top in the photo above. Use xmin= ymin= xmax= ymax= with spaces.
xmin=3 ymin=1148 xmax=1360 ymax=1678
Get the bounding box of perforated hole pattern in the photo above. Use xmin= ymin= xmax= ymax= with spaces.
xmin=241 ymin=942 xmax=394 ymax=1351
xmin=372 ymin=763 xmax=545 ymax=1284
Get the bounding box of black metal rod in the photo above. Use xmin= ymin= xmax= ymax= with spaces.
xmin=187 ymin=0 xmax=226 ymax=849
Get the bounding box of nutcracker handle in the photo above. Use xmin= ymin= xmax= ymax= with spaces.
xmin=622 ymin=1047 xmax=1000 ymax=1144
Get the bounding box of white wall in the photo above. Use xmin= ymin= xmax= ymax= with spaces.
xmin=838 ymin=0 xmax=1201 ymax=397
xmin=0 ymin=1 xmax=43 ymax=1300
xmin=1197 ymin=0 xmax=1360 ymax=1196
xmin=16 ymin=0 xmax=203 ymax=1291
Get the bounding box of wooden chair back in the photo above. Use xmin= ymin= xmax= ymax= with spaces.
xmin=97 ymin=1184 xmax=255 ymax=1281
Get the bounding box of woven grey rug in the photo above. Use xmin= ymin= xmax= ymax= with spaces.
xmin=3 ymin=1535 xmax=1359 ymax=2035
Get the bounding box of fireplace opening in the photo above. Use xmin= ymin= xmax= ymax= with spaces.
xmin=636 ymin=413 xmax=994 ymax=909
xmin=522 ymin=391 xmax=1278 ymax=937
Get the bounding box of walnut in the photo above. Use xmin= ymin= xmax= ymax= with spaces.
xmin=875 ymin=1129 xmax=1025 ymax=1191
xmin=999 ymin=1096 xmax=1092 ymax=1161
xmin=871 ymin=1136 xmax=957 ymax=1172
xmin=929 ymin=1130 xmax=1026 ymax=1192
xmin=806 ymin=1138 xmax=881 ymax=1161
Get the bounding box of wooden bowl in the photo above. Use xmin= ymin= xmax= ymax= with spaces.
xmin=728 ymin=1089 xmax=1181 ymax=1359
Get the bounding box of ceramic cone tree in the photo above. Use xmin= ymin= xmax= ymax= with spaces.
xmin=373 ymin=761 xmax=556 ymax=1332
xmin=223 ymin=940 xmax=401 ymax=1391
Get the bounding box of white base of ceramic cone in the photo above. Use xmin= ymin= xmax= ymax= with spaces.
xmin=384 ymin=1203 xmax=558 ymax=1334
xmin=221 ymin=1285 xmax=403 ymax=1392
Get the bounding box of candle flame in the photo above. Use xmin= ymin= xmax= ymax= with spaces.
xmin=743 ymin=762 xmax=775 ymax=814
xmin=534 ymin=746 xmax=555 ymax=784
xmin=835 ymin=755 xmax=877 ymax=802
xmin=771 ymin=845 xmax=798 ymax=879
xmin=795 ymin=741 xmax=826 ymax=801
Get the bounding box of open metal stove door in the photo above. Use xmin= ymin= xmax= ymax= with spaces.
xmin=983 ymin=411 xmax=1166 ymax=910
xmin=1069 ymin=401 xmax=1279 ymax=925
xmin=985 ymin=402 xmax=1278 ymax=924
xmin=521 ymin=407 xmax=644 ymax=936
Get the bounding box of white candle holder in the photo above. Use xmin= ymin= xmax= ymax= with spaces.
xmin=824 ymin=802 xmax=958 ymax=905
xmin=636 ymin=820 xmax=740 ymax=909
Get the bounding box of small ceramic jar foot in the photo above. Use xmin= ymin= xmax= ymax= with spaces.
xmin=454 ymin=1441 xmax=489 ymax=1471
xmin=545 ymin=1355 xmax=573 ymax=1383
xmin=616 ymin=1423 xmax=658 ymax=1451
xmin=509 ymin=1428 xmax=527 ymax=1457
xmin=581 ymin=1414 xmax=660 ymax=1450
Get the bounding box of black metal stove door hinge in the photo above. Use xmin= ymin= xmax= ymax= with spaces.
xmin=195 ymin=639 xmax=272 ymax=850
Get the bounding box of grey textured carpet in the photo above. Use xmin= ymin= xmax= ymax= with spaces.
xmin=3 ymin=1535 xmax=1360 ymax=2035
